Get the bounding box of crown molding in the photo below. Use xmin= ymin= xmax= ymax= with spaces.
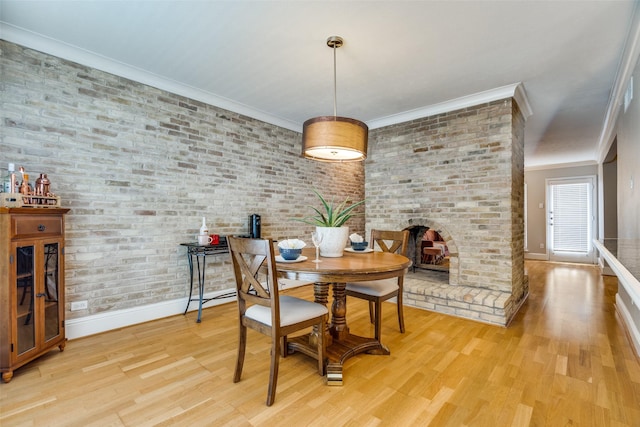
xmin=0 ymin=23 xmax=301 ymax=133
xmin=524 ymin=160 xmax=597 ymax=172
xmin=513 ymin=83 xmax=533 ymax=120
xmin=596 ymin=2 xmax=640 ymax=163
xmin=367 ymin=82 xmax=532 ymax=130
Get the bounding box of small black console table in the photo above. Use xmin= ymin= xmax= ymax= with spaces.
xmin=180 ymin=237 xmax=234 ymax=322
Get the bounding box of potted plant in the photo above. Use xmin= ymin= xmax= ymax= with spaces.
xmin=295 ymin=189 xmax=365 ymax=257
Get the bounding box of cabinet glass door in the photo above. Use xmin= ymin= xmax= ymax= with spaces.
xmin=43 ymin=243 xmax=60 ymax=342
xmin=15 ymin=245 xmax=35 ymax=355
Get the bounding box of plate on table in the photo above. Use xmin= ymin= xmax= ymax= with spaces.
xmin=275 ymin=255 xmax=308 ymax=263
xmin=345 ymin=247 xmax=373 ymax=253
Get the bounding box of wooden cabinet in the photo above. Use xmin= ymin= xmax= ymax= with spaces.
xmin=0 ymin=207 xmax=70 ymax=382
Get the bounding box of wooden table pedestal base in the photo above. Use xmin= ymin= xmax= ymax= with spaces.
xmin=288 ymin=329 xmax=389 ymax=386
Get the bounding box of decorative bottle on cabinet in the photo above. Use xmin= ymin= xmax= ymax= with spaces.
xmin=2 ymin=163 xmax=16 ymax=193
xmin=0 ymin=207 xmax=70 ymax=382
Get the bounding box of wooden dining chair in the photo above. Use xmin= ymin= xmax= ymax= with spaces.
xmin=345 ymin=229 xmax=410 ymax=341
xmin=228 ymin=237 xmax=327 ymax=406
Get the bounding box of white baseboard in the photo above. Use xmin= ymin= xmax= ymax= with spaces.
xmin=525 ymin=252 xmax=548 ymax=261
xmin=65 ymin=289 xmax=236 ymax=340
xmin=616 ymin=294 xmax=640 ymax=359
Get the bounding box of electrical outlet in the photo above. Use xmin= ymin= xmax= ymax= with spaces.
xmin=539 ymin=243 xmax=544 ymax=249
xmin=70 ymin=300 xmax=88 ymax=311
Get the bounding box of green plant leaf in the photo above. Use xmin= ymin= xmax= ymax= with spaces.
xmin=291 ymin=189 xmax=365 ymax=227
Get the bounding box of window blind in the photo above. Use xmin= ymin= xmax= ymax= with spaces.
xmin=551 ymin=182 xmax=590 ymax=253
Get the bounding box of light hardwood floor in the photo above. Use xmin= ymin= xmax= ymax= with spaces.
xmin=1 ymin=261 xmax=639 ymax=426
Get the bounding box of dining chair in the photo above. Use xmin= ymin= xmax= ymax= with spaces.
xmin=345 ymin=229 xmax=410 ymax=341
xmin=228 ymin=237 xmax=327 ymax=406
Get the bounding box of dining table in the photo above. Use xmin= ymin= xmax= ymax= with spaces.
xmin=276 ymin=246 xmax=412 ymax=385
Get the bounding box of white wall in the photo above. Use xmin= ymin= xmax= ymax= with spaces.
xmin=613 ymin=54 xmax=640 ymax=347
xmin=617 ymin=59 xmax=640 ymax=239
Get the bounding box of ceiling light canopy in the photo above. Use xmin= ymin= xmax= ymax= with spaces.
xmin=302 ymin=36 xmax=368 ymax=162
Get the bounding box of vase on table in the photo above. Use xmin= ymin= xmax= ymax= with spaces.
xmin=316 ymin=226 xmax=349 ymax=258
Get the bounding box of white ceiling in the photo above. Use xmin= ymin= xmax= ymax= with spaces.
xmin=1 ymin=1 xmax=639 ymax=169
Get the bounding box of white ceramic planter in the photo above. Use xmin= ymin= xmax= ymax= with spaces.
xmin=317 ymin=226 xmax=349 ymax=257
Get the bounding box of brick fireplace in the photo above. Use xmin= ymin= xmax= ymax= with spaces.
xmin=365 ymin=98 xmax=528 ymax=326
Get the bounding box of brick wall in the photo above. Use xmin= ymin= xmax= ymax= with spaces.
xmin=366 ymin=99 xmax=527 ymax=325
xmin=1 ymin=41 xmax=365 ymax=319
xmin=1 ymin=40 xmax=526 ymax=326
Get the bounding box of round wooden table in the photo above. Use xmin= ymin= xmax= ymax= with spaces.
xmin=277 ymin=247 xmax=412 ymax=385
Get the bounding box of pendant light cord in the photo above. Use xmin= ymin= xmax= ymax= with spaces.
xmin=333 ymin=43 xmax=338 ymax=117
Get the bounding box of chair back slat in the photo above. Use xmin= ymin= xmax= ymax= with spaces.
xmin=229 ymin=237 xmax=280 ymax=313
xmin=371 ymin=229 xmax=409 ymax=256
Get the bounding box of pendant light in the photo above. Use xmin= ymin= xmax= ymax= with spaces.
xmin=302 ymin=36 xmax=368 ymax=162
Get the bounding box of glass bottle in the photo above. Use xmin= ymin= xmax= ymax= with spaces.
xmin=199 ymin=217 xmax=209 ymax=235
xmin=3 ymin=163 xmax=16 ymax=193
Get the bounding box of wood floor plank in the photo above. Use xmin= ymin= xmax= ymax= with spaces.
xmin=1 ymin=261 xmax=639 ymax=425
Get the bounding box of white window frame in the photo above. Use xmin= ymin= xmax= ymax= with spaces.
xmin=545 ymin=176 xmax=597 ymax=264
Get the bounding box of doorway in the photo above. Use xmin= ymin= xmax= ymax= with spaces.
xmin=546 ymin=176 xmax=597 ymax=264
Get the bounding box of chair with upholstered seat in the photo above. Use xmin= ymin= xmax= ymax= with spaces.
xmin=228 ymin=237 xmax=327 ymax=406
xmin=345 ymin=229 xmax=409 ymax=341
